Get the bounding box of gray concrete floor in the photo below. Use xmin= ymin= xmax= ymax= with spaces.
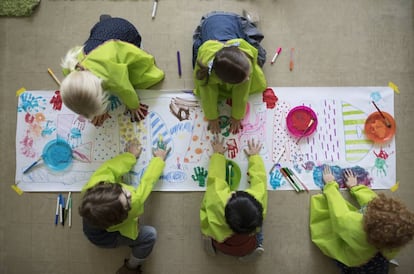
xmin=1 ymin=0 xmax=413 ymax=273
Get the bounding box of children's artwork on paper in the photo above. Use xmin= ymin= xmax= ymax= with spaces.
xmin=15 ymin=87 xmax=395 ymax=192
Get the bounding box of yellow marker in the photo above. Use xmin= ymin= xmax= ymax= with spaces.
xmin=388 ymin=82 xmax=400 ymax=94
xmin=390 ymin=181 xmax=399 ymax=192
xmin=11 ymin=185 xmax=24 ymax=195
xmin=15 ymin=87 xmax=26 ymax=96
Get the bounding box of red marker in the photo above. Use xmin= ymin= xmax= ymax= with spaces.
xmin=270 ymin=47 xmax=282 ymax=64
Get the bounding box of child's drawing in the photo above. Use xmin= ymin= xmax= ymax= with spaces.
xmin=15 ymin=87 xmax=396 ymax=192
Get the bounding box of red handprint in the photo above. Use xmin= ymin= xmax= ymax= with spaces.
xmin=50 ymin=90 xmax=62 ymax=110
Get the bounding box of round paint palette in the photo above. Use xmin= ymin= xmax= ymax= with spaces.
xmin=364 ymin=111 xmax=396 ymax=143
xmin=286 ymin=106 xmax=318 ymax=137
xmin=42 ymin=139 xmax=73 ymax=171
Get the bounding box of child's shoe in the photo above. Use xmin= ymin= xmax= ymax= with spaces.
xmin=116 ymin=259 xmax=143 ymax=274
xmin=238 ymin=246 xmax=264 ymax=262
xmin=203 ymin=236 xmax=217 ymax=256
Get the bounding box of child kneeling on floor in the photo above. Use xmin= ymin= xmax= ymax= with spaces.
xmin=200 ymin=137 xmax=267 ymax=261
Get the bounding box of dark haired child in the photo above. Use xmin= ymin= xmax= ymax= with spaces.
xmin=192 ymin=11 xmax=267 ymax=134
xmin=310 ymin=165 xmax=414 ymax=274
xmin=200 ymin=137 xmax=267 ymax=261
xmin=79 ymin=140 xmax=170 ymax=274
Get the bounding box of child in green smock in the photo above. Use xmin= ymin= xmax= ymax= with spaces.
xmin=200 ymin=137 xmax=268 ymax=261
xmin=310 ymin=165 xmax=414 ymax=274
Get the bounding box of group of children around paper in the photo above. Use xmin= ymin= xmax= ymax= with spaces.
xmin=58 ymin=12 xmax=414 ymax=274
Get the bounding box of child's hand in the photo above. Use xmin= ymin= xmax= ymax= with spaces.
xmin=322 ymin=165 xmax=335 ymax=184
xmin=208 ymin=119 xmax=221 ymax=134
xmin=244 ymin=139 xmax=262 ymax=156
xmin=126 ymin=103 xmax=149 ymax=122
xmin=125 ymin=140 xmax=142 ymax=158
xmin=91 ymin=112 xmax=112 ymax=127
xmin=153 ymin=144 xmax=171 ymax=161
xmin=211 ymin=135 xmax=227 ymax=154
xmin=343 ymin=169 xmax=358 ymax=189
xmin=229 ymin=117 xmax=243 ymax=134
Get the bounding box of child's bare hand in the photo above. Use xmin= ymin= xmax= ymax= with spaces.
xmin=229 ymin=117 xmax=242 ymax=134
xmin=126 ymin=104 xmax=149 ymax=122
xmin=208 ymin=119 xmax=221 ymax=134
xmin=211 ymin=135 xmax=227 ymax=154
xmin=125 ymin=140 xmax=142 ymax=158
xmin=322 ymin=165 xmax=335 ymax=184
xmin=344 ymin=169 xmax=358 ymax=188
xmin=244 ymin=139 xmax=262 ymax=156
xmin=91 ymin=112 xmax=111 ymax=127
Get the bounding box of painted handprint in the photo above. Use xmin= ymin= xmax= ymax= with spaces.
xmin=269 ymin=169 xmax=284 ymax=190
xmin=108 ymin=95 xmax=122 ymax=111
xmin=50 ymin=90 xmax=62 ymax=110
xmin=191 ymin=166 xmax=208 ymax=187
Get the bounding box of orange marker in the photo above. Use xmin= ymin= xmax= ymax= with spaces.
xmin=289 ymin=48 xmax=294 ymax=71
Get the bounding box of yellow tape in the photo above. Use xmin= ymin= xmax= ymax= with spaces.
xmin=388 ymin=82 xmax=400 ymax=94
xmin=390 ymin=181 xmax=399 ymax=192
xmin=11 ymin=185 xmax=24 ymax=195
xmin=16 ymin=87 xmax=26 ymax=96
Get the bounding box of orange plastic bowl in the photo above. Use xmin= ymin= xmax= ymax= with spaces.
xmin=364 ymin=111 xmax=396 ymax=143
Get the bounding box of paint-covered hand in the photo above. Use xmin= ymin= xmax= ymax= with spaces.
xmin=91 ymin=112 xmax=112 ymax=127
xmin=322 ymin=165 xmax=335 ymax=184
xmin=343 ymin=169 xmax=358 ymax=188
xmin=125 ymin=103 xmax=149 ymax=122
xmin=229 ymin=117 xmax=242 ymax=134
xmin=244 ymin=139 xmax=262 ymax=156
xmin=208 ymin=119 xmax=221 ymax=134
xmin=211 ymin=135 xmax=227 ymax=154
xmin=153 ymin=144 xmax=171 ymax=161
xmin=191 ymin=166 xmax=208 ymax=187
xmin=125 ymin=140 xmax=142 ymax=158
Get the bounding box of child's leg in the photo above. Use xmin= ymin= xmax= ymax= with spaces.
xmin=255 ymin=227 xmax=264 ymax=247
xmin=115 ymin=225 xmax=157 ymax=269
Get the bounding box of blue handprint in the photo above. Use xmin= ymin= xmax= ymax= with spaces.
xmin=108 ymin=95 xmax=122 ymax=111
xmin=269 ymin=169 xmax=284 ymax=190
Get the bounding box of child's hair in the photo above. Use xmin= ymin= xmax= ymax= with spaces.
xmin=363 ymin=193 xmax=414 ymax=249
xmin=60 ymin=46 xmax=109 ymax=119
xmin=196 ymin=46 xmax=250 ymax=85
xmin=60 ymin=70 xmax=108 ymax=119
xmin=79 ymin=182 xmax=129 ymax=229
xmin=225 ymin=191 xmax=263 ymax=234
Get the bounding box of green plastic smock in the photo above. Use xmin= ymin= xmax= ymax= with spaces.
xmin=200 ymin=153 xmax=268 ymax=242
xmin=82 ymin=152 xmax=165 ymax=240
xmin=310 ymin=182 xmax=398 ymax=266
xmin=64 ymin=41 xmax=165 ymax=110
xmin=193 ymin=39 xmax=267 ymax=120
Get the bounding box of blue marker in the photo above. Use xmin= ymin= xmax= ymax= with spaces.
xmin=54 ymin=195 xmax=59 ymax=226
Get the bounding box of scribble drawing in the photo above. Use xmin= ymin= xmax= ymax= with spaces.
xmin=269 ymin=169 xmax=284 ymax=190
xmin=72 ymin=142 xmax=92 ymax=163
xmin=238 ymin=102 xmax=268 ymax=160
xmin=149 ymin=112 xmax=173 ymax=153
xmin=17 ymin=92 xmax=47 ymax=113
xmin=162 ymin=170 xmax=187 ymax=184
xmin=169 ymin=97 xmax=200 ymax=121
xmin=191 ymin=166 xmax=208 ymax=187
xmin=313 ymin=165 xmax=372 ymax=189
xmin=342 ymin=101 xmax=373 ymax=162
xmin=372 ymin=148 xmax=389 ymax=177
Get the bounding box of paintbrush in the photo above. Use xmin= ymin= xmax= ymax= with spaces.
xmin=296 ymin=119 xmax=315 ymax=144
xmin=371 ymin=101 xmax=391 ymax=128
